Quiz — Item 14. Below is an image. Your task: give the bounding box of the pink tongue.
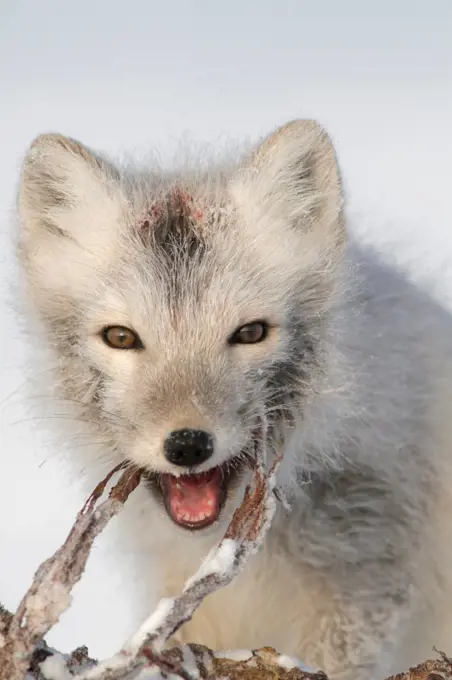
[165,469,222,526]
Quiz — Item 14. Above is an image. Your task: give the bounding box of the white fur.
[16,121,452,680]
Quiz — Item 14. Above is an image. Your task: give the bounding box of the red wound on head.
[171,188,203,222]
[138,187,203,244]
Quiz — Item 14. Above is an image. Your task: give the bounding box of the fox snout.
[163,428,215,468]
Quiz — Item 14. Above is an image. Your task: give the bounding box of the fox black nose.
[164,428,214,467]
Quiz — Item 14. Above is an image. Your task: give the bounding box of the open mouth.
[145,457,249,531]
[161,467,228,530]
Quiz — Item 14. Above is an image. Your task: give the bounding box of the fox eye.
[101,326,143,350]
[228,321,269,345]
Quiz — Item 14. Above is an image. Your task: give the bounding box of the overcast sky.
[0,0,451,659]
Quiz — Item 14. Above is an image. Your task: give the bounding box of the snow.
[40,653,72,680]
[135,669,164,679]
[185,539,238,588]
[26,582,72,632]
[277,654,315,672]
[214,649,315,671]
[181,644,201,679]
[126,597,175,653]
[0,0,451,662]
[215,649,253,661]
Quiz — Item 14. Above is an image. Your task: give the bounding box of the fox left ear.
[17,133,128,313]
[18,133,122,245]
[233,119,345,248]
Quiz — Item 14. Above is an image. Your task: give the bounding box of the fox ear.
[18,132,122,243]
[233,119,345,247]
[18,133,126,307]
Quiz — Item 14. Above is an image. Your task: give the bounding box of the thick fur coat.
[16,121,452,680]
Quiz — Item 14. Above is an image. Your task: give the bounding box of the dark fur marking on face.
[48,310,81,355]
[139,188,206,260]
[137,188,212,315]
[89,366,105,405]
[264,319,318,422]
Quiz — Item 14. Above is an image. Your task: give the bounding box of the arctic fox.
[16,120,452,680]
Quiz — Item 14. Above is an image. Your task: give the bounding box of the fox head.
[17,120,345,531]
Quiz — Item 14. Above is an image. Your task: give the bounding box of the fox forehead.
[79,176,296,322]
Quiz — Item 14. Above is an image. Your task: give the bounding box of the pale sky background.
[0,0,451,660]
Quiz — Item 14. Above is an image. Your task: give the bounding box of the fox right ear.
[18,133,127,307]
[232,119,345,250]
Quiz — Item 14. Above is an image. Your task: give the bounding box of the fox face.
[17,120,345,532]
